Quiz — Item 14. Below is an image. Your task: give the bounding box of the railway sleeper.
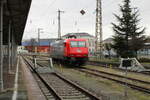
[63,92,84,96]
[61,95,90,99]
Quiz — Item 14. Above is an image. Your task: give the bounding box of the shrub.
[138,58,150,63]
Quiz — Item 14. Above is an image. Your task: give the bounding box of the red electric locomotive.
[50,38,88,66]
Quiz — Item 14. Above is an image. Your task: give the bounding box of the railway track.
[33,74,59,100]
[74,67,150,94]
[33,58,150,94]
[23,57,61,100]
[23,56,101,100]
[37,61,150,94]
[88,61,150,75]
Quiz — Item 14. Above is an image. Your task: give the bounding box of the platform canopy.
[3,0,32,45]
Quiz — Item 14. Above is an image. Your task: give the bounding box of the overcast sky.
[23,0,150,40]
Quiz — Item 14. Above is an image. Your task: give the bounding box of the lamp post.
[38,28,43,53]
[58,10,64,39]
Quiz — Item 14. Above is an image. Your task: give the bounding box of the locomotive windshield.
[70,41,86,47]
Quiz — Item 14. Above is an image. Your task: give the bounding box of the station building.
[0,0,31,93]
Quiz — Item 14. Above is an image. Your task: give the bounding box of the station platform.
[0,56,46,100]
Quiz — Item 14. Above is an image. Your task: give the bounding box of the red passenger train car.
[50,38,88,66]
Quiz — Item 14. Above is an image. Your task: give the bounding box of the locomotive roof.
[50,38,87,46]
[62,33,94,38]
[65,38,87,41]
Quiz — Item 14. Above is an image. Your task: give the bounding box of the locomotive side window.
[70,41,78,47]
[70,41,86,47]
[78,41,86,47]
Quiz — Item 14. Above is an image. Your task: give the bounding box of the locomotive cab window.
[70,41,78,47]
[78,41,86,47]
[70,41,86,47]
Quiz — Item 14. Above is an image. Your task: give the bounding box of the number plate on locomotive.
[77,49,82,52]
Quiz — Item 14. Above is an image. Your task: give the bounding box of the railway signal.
[80,10,85,15]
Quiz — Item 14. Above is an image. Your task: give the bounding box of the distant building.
[17,46,28,53]
[103,38,116,57]
[138,37,150,58]
[103,37,150,58]
[22,38,57,53]
[62,33,95,56]
[103,38,113,44]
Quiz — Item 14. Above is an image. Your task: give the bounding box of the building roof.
[62,32,94,38]
[3,0,32,45]
[22,38,57,46]
[103,38,113,44]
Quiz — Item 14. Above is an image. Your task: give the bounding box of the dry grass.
[54,64,150,100]
[89,57,119,63]
[84,65,150,82]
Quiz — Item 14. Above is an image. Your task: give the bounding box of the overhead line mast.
[58,9,64,39]
[38,28,43,46]
[95,0,103,58]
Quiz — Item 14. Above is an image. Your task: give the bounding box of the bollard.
[109,64,112,68]
[59,64,63,73]
[49,58,53,68]
[34,58,37,69]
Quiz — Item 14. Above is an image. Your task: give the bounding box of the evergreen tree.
[111,36,127,57]
[112,0,146,57]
